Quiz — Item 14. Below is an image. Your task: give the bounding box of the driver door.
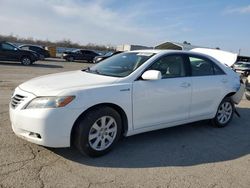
[132,55,192,130]
[0,43,18,61]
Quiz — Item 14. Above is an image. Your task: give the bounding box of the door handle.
[180,82,191,88]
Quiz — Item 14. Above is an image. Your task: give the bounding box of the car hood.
[19,70,119,96]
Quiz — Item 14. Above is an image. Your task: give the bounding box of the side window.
[148,55,186,78]
[81,50,86,54]
[213,64,225,75]
[84,51,92,55]
[1,43,15,50]
[189,56,225,76]
[21,46,29,50]
[89,51,97,56]
[30,46,38,51]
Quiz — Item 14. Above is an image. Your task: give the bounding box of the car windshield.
[85,52,155,77]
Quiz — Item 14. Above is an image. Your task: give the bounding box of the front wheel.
[74,107,122,157]
[21,57,32,65]
[212,97,234,127]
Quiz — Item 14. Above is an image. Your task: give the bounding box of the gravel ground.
[0,59,249,188]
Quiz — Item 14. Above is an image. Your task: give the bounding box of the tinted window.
[148,55,186,78]
[189,56,224,76]
[30,46,39,51]
[20,46,30,50]
[2,43,15,50]
[84,51,95,55]
[214,64,225,75]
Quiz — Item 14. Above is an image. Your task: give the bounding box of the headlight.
[25,96,75,109]
[96,57,102,62]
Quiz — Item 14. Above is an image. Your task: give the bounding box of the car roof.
[127,49,212,57]
[19,44,42,48]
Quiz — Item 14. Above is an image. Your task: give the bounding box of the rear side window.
[189,56,224,76]
[84,51,96,55]
[20,46,29,50]
[30,46,39,52]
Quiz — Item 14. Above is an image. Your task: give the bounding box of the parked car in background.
[93,51,122,63]
[245,76,250,100]
[233,61,244,69]
[62,49,99,63]
[19,45,50,60]
[10,50,244,157]
[0,41,39,65]
[233,62,250,77]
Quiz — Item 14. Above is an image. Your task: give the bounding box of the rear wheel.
[21,57,32,65]
[246,94,250,100]
[212,97,234,127]
[74,106,122,157]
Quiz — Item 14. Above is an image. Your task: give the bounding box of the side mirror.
[141,70,162,80]
[14,48,18,51]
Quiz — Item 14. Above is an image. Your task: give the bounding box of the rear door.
[187,55,227,118]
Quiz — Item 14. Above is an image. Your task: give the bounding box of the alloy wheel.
[88,116,117,151]
[22,58,31,65]
[216,101,233,124]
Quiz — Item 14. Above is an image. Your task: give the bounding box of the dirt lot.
[0,59,250,188]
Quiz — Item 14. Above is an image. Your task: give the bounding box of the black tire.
[246,94,250,101]
[40,55,45,60]
[212,97,234,128]
[74,106,122,157]
[21,56,32,65]
[67,57,74,62]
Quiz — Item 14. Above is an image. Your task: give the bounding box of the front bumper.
[9,87,82,147]
[232,83,245,104]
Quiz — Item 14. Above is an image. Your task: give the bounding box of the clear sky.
[0,0,250,55]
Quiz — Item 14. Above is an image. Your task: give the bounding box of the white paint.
[9,50,243,147]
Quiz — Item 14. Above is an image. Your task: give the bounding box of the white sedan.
[9,50,243,157]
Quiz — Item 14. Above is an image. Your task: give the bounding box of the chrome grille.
[11,94,26,109]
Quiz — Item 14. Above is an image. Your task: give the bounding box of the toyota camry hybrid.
[9,50,244,157]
